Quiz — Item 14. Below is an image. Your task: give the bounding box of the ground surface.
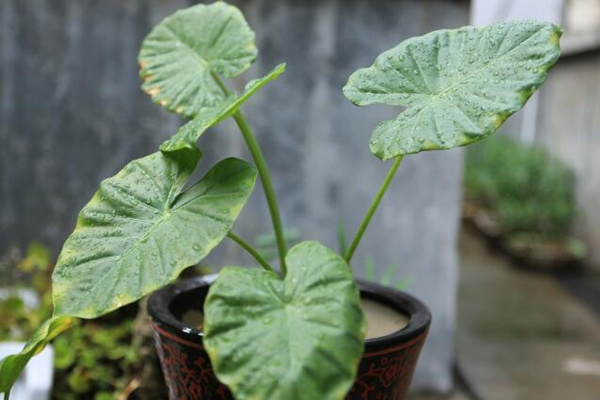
[408,392,471,400]
[453,230,600,400]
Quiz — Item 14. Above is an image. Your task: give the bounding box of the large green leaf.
[0,317,74,394]
[160,63,286,153]
[138,2,257,117]
[343,20,562,160]
[204,241,365,400]
[52,151,257,318]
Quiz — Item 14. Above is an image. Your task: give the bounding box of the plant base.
[148,277,431,400]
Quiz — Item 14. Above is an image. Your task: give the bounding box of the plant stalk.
[212,74,288,277]
[232,111,288,276]
[227,232,274,273]
[345,156,404,263]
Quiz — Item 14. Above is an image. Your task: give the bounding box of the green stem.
[212,71,230,94]
[227,232,274,273]
[211,74,288,276]
[345,156,404,263]
[232,111,288,276]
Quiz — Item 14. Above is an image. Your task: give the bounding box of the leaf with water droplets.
[0,316,74,394]
[138,2,257,117]
[204,241,365,400]
[343,20,562,160]
[52,150,257,318]
[160,63,286,153]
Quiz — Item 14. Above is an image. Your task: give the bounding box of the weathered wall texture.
[535,52,600,271]
[0,0,467,391]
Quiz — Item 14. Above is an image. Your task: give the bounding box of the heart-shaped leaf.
[0,316,74,394]
[160,63,286,153]
[52,151,257,318]
[343,20,562,160]
[138,2,257,117]
[204,241,365,400]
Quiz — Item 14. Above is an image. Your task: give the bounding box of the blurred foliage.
[338,222,412,290]
[253,225,412,290]
[255,228,301,263]
[363,257,412,291]
[0,242,140,399]
[465,137,577,238]
[0,242,53,342]
[51,315,139,400]
[507,232,587,259]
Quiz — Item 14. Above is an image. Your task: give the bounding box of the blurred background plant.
[0,242,144,400]
[362,257,412,291]
[464,136,586,267]
[0,242,52,343]
[1,242,54,344]
[253,225,413,290]
[338,222,413,290]
[254,228,302,263]
[465,136,576,238]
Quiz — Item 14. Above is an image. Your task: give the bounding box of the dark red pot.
[148,277,431,400]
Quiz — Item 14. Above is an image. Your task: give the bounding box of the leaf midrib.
[163,24,213,72]
[401,25,549,123]
[89,183,219,308]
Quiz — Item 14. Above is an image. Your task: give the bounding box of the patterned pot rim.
[147,276,431,355]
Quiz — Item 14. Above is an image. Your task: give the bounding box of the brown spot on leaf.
[147,87,161,97]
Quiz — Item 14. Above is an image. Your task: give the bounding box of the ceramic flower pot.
[148,277,431,400]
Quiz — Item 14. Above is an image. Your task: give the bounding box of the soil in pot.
[362,297,409,339]
[181,296,410,339]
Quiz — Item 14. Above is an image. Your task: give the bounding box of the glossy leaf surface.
[53,151,257,318]
[138,2,257,117]
[343,20,562,160]
[0,317,74,394]
[160,63,286,153]
[204,241,365,400]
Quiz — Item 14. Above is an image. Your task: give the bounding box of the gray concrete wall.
[0,0,467,392]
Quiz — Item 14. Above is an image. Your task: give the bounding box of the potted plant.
[464,137,586,269]
[0,2,562,399]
